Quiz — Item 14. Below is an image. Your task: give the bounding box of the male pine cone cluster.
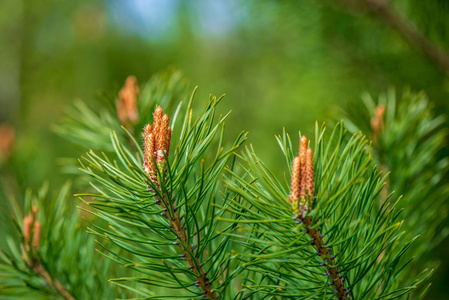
[22,206,41,262]
[116,75,139,126]
[288,135,314,217]
[142,106,171,187]
[370,104,386,143]
[116,75,172,188]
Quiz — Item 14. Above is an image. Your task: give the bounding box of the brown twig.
[32,262,75,300]
[297,216,348,299]
[157,194,218,299]
[330,0,449,77]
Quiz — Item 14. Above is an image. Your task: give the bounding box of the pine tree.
[0,71,443,299]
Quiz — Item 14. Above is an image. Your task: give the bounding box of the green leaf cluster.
[344,90,449,262]
[0,183,124,299]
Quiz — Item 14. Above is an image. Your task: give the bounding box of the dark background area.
[1,0,448,298]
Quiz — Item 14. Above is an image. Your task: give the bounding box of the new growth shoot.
[22,206,75,300]
[142,106,171,188]
[142,106,218,299]
[289,135,349,300]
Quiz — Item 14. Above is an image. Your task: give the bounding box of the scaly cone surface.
[142,106,171,189]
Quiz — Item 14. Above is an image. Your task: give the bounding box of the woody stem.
[299,216,348,300]
[157,194,218,299]
[29,257,75,300]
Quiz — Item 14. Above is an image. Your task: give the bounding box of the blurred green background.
[1,0,448,298]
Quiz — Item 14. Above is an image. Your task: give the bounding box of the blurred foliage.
[1,0,449,298]
[344,90,449,297]
[0,183,129,299]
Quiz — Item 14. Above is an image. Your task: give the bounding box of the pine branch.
[288,135,347,298]
[141,105,217,298]
[77,88,247,298]
[21,206,75,300]
[157,192,217,299]
[302,216,347,299]
[222,122,428,299]
[0,183,126,299]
